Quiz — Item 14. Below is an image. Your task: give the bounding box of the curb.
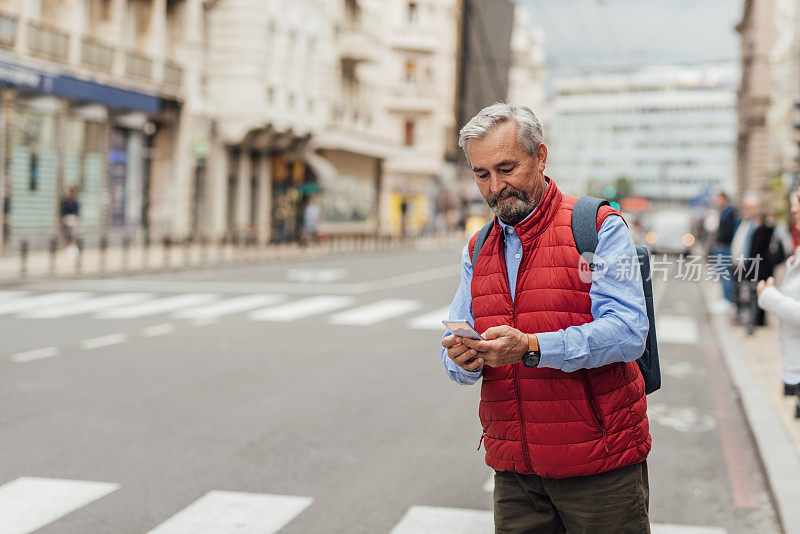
[701,282,800,534]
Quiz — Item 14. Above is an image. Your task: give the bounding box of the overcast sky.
[518,0,741,81]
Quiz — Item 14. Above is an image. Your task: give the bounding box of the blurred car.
[644,210,695,255]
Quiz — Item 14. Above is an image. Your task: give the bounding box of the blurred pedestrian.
[757,184,800,415]
[731,193,760,321]
[60,186,80,256]
[709,191,738,313]
[301,195,320,246]
[441,103,650,533]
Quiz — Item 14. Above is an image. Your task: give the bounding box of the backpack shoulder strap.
[471,220,494,266]
[572,196,609,256]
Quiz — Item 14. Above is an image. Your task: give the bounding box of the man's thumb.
[483,326,503,340]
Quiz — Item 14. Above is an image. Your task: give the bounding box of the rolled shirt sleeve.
[440,244,483,385]
[537,215,649,373]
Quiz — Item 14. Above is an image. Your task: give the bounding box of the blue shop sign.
[0,59,160,113]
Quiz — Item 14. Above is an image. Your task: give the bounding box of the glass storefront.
[64,117,103,231]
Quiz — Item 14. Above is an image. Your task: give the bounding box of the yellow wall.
[388,192,428,235]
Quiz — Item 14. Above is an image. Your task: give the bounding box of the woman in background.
[758,185,800,417]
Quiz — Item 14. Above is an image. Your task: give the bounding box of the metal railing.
[28,21,69,61]
[80,36,114,71]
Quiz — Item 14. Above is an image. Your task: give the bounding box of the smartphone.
[442,320,484,340]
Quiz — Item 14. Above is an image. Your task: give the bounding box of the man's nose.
[489,173,505,196]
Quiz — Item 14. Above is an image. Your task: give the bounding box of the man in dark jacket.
[710,192,738,309]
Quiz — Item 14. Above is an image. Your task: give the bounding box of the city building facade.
[547,65,738,202]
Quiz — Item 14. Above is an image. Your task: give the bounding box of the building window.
[407,2,418,25]
[404,120,415,146]
[404,60,417,84]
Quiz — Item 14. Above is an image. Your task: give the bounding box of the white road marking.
[652,525,727,534]
[654,314,699,344]
[329,299,421,326]
[0,476,118,534]
[192,318,218,327]
[0,291,29,302]
[81,333,128,350]
[143,323,175,337]
[174,295,284,320]
[97,294,218,319]
[285,268,347,282]
[661,361,697,378]
[0,292,92,315]
[11,347,59,363]
[648,404,716,433]
[250,295,354,322]
[408,306,452,330]
[390,506,727,534]
[390,506,493,534]
[146,491,312,534]
[20,293,154,319]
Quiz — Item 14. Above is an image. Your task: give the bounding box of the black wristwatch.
[522,350,540,368]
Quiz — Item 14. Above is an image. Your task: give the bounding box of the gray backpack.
[471,196,660,394]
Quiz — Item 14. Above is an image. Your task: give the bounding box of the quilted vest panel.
[468,178,651,478]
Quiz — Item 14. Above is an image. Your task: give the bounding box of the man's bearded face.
[487,186,539,226]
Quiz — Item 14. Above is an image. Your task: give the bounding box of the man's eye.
[477,173,489,180]
[500,167,514,174]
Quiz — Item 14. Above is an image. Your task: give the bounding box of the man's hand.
[442,334,484,371]
[757,276,775,297]
[460,326,528,367]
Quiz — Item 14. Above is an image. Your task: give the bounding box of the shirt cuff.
[535,331,565,370]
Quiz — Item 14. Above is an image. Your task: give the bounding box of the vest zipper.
[511,278,534,473]
[581,370,610,453]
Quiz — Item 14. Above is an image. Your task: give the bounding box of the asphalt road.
[0,246,781,533]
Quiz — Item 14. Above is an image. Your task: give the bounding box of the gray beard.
[489,188,538,226]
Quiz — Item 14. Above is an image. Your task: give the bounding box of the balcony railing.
[28,21,69,61]
[80,36,114,72]
[163,60,182,88]
[0,11,17,48]
[125,50,153,81]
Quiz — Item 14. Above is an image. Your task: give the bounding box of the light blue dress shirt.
[441,207,648,385]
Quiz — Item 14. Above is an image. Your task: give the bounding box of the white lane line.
[81,333,128,350]
[329,299,421,326]
[0,292,91,315]
[21,293,154,319]
[143,323,175,337]
[390,506,493,534]
[652,525,727,534]
[0,476,119,534]
[0,291,29,302]
[192,318,218,327]
[174,295,284,320]
[408,306,451,330]
[249,296,355,322]
[11,347,59,363]
[97,294,218,319]
[389,506,727,534]
[146,491,312,534]
[655,314,699,345]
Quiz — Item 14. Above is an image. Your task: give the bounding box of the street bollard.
[164,236,172,268]
[122,236,131,271]
[99,234,108,273]
[200,236,208,265]
[142,234,150,269]
[19,239,28,278]
[218,235,227,264]
[49,237,57,275]
[183,237,192,266]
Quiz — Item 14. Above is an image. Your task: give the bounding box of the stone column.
[235,147,252,238]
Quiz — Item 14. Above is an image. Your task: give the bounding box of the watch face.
[523,352,540,368]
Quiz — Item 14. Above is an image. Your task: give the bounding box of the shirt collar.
[497,180,550,232]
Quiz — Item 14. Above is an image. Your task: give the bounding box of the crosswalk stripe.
[20,293,155,319]
[408,306,451,330]
[329,299,421,326]
[249,296,355,321]
[146,491,312,534]
[97,294,219,319]
[0,476,118,534]
[390,505,493,534]
[143,323,175,337]
[11,347,59,363]
[656,314,699,344]
[0,292,91,315]
[174,295,284,320]
[0,291,29,302]
[81,333,128,350]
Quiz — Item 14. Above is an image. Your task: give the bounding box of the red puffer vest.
[469,178,650,479]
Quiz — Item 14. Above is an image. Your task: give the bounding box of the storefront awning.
[302,151,338,190]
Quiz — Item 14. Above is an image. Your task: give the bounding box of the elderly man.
[441,103,651,533]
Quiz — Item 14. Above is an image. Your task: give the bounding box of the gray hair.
[458,102,543,162]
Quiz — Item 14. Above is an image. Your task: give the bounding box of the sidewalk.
[0,232,465,284]
[702,280,800,534]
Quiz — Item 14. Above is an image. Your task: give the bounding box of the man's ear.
[537,144,548,172]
